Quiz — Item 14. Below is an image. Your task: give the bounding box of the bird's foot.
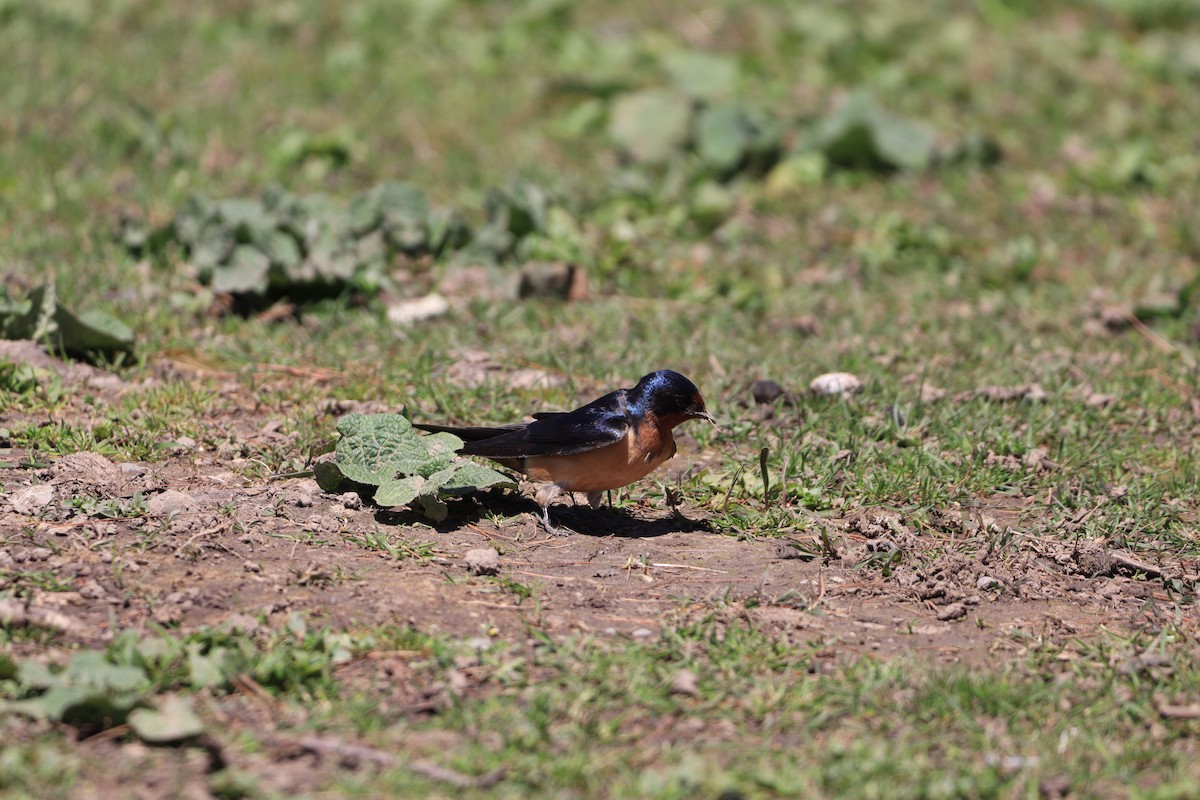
[538,507,572,537]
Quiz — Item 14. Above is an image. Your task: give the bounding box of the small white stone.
[809,372,863,396]
[387,293,450,327]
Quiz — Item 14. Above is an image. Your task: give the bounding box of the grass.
[1,0,1199,796]
[3,617,1198,798]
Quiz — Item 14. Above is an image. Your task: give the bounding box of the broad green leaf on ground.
[374,475,426,507]
[815,90,937,171]
[213,246,271,294]
[440,461,515,493]
[3,651,148,725]
[329,413,515,518]
[660,50,739,101]
[0,280,134,357]
[335,413,429,485]
[144,180,559,301]
[608,88,693,164]
[127,696,205,743]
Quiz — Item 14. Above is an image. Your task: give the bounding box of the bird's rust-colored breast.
[521,414,675,493]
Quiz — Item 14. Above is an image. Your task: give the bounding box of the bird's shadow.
[369,489,711,538]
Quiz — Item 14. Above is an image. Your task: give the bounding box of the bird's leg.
[535,483,571,536]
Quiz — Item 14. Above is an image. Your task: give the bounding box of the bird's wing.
[455,391,631,459]
[412,422,528,442]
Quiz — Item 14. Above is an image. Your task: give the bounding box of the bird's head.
[633,370,716,427]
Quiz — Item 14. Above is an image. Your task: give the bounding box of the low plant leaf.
[816,91,936,171]
[213,246,271,294]
[375,475,425,507]
[441,461,516,493]
[128,695,204,743]
[608,88,693,164]
[661,50,739,101]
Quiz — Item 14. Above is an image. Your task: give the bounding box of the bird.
[414,370,715,533]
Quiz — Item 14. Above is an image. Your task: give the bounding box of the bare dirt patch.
[4,392,1195,666]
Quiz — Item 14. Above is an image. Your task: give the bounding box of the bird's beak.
[693,409,718,429]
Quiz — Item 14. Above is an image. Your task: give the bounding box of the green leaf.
[213,246,271,294]
[485,180,550,239]
[3,651,149,725]
[256,228,303,269]
[608,88,693,164]
[416,494,449,522]
[55,308,135,355]
[313,459,346,493]
[330,412,514,516]
[661,50,739,101]
[695,104,753,172]
[816,91,936,171]
[128,695,204,743]
[440,462,516,493]
[375,475,425,507]
[375,181,431,253]
[0,280,134,356]
[334,413,455,484]
[186,644,227,689]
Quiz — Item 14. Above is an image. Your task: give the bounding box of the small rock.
[1039,775,1072,800]
[809,372,863,397]
[517,261,587,301]
[339,492,363,510]
[387,293,450,327]
[751,379,786,405]
[243,560,262,573]
[669,669,700,697]
[631,627,654,639]
[147,489,199,517]
[175,436,197,450]
[77,579,107,600]
[977,575,1001,591]
[294,492,314,508]
[774,543,810,560]
[936,602,967,622]
[10,484,54,516]
[791,314,822,337]
[464,547,501,576]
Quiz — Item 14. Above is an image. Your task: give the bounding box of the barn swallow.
[415,370,715,533]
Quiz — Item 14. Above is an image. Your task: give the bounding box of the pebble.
[147,489,199,517]
[936,602,967,621]
[809,372,863,397]
[751,379,786,404]
[464,547,501,576]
